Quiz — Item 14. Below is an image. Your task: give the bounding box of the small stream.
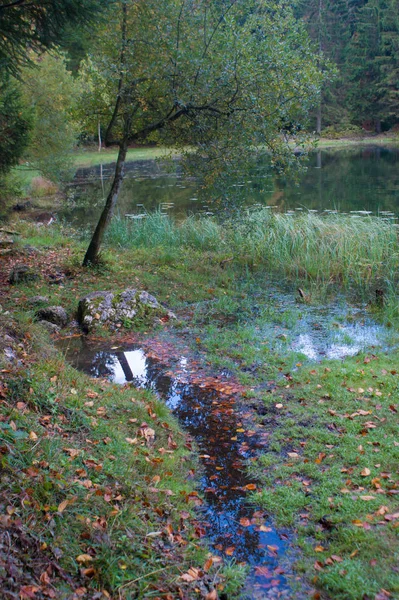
[61,338,297,599]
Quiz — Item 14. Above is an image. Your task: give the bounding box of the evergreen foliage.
[0,73,31,174]
[0,0,112,75]
[297,0,399,132]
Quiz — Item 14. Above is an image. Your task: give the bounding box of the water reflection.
[61,338,292,596]
[61,145,399,226]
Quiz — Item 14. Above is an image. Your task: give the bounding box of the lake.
[62,144,399,226]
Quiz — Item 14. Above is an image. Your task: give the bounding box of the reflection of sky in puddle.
[111,349,148,384]
[292,321,384,361]
[60,338,294,596]
[255,288,398,363]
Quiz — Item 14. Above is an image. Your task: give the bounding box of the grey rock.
[78,288,176,333]
[3,347,16,362]
[28,295,49,306]
[39,321,61,334]
[23,245,39,256]
[8,265,39,285]
[36,306,68,328]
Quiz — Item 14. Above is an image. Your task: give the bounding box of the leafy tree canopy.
[20,53,81,181]
[79,0,325,264]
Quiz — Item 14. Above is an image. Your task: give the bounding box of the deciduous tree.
[80,0,324,266]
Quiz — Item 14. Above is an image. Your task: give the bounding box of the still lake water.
[62,145,399,225]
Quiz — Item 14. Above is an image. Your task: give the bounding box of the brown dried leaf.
[57,499,69,513]
[76,554,93,564]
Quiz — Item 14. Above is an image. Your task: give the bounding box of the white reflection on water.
[292,322,383,361]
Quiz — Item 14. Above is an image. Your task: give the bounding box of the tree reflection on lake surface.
[62,145,399,226]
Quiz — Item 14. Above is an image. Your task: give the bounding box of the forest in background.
[296,0,399,135]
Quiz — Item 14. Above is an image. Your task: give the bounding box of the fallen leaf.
[125,437,138,445]
[331,555,343,563]
[76,554,93,564]
[64,448,80,458]
[57,499,69,513]
[258,525,273,532]
[361,468,371,477]
[180,567,201,582]
[384,513,399,521]
[244,483,257,491]
[39,572,51,585]
[19,586,41,599]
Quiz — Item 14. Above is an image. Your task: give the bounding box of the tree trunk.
[316,104,322,136]
[116,352,134,381]
[98,120,102,152]
[82,137,128,266]
[316,0,323,137]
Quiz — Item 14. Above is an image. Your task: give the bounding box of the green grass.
[0,313,244,597]
[3,217,399,599]
[106,210,399,301]
[72,146,176,168]
[248,353,399,599]
[10,146,175,192]
[316,134,399,149]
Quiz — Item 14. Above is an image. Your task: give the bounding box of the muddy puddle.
[60,338,299,598]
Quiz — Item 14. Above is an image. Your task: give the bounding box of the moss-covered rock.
[77,289,176,333]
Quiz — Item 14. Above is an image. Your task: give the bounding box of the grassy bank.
[0,228,247,597]
[0,345,206,598]
[11,134,399,194]
[11,147,173,194]
[107,210,399,304]
[317,134,399,149]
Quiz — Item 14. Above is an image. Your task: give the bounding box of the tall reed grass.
[106,210,399,292]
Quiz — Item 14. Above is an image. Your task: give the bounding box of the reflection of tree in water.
[61,345,289,585]
[84,351,119,379]
[135,355,282,566]
[170,385,270,564]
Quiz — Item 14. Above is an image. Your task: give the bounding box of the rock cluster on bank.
[77,289,176,333]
